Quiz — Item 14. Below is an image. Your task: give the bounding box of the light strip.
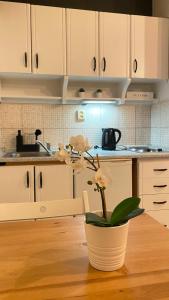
[82,100,117,104]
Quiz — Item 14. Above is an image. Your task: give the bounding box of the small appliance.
[102,128,121,150]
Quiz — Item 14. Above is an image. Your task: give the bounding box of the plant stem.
[96,154,100,168]
[100,189,107,220]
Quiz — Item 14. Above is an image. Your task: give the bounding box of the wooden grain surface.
[0,214,169,300]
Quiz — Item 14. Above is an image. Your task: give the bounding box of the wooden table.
[1,214,169,300]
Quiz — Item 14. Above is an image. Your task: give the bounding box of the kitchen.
[1,0,169,299]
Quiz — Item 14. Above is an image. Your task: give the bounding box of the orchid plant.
[56,135,144,227]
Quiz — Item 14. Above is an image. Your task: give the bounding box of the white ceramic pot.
[85,216,129,271]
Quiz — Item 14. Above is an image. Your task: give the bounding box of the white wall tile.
[43,104,63,129]
[136,128,151,145]
[151,128,161,146]
[151,103,161,128]
[135,105,151,128]
[0,104,22,129]
[22,104,43,129]
[0,103,152,150]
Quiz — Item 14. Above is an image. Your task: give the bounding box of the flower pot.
[85,214,129,271]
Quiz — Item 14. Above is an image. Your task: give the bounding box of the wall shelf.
[0,74,162,105]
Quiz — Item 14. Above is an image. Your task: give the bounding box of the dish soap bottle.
[16,130,23,152]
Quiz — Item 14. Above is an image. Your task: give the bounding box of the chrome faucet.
[35,140,53,156]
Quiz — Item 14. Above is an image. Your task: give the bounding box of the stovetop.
[127,146,163,153]
[94,145,165,153]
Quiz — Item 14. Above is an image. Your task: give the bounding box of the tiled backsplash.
[151,101,169,148]
[0,103,151,151]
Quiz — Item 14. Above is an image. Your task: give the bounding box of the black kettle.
[102,128,121,150]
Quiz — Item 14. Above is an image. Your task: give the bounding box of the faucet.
[35,140,53,156]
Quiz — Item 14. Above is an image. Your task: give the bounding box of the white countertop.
[1,148,169,163]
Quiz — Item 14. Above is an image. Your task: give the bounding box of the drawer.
[147,210,169,228]
[141,159,169,178]
[142,178,169,194]
[142,194,169,210]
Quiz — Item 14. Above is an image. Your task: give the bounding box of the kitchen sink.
[3,152,51,158]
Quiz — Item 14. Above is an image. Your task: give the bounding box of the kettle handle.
[114,129,121,144]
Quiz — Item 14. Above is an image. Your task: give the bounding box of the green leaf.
[85,212,111,227]
[110,197,140,226]
[123,208,145,223]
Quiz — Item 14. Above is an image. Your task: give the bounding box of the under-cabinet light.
[83,100,116,104]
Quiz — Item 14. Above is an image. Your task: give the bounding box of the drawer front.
[142,194,169,210]
[142,178,169,194]
[141,159,169,178]
[147,210,169,228]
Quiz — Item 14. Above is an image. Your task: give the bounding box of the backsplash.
[151,101,169,148]
[0,103,151,151]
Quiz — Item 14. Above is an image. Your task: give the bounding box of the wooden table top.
[1,214,169,300]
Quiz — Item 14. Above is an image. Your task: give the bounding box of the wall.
[0,103,151,152]
[9,0,152,16]
[151,82,169,148]
[151,0,169,149]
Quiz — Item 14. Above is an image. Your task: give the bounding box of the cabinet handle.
[24,52,28,68]
[26,171,30,188]
[36,53,39,69]
[133,59,137,73]
[153,185,167,188]
[102,57,106,72]
[93,57,96,72]
[40,172,43,189]
[153,201,167,205]
[153,168,168,172]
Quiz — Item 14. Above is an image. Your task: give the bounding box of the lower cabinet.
[137,158,169,228]
[75,159,132,212]
[0,164,73,221]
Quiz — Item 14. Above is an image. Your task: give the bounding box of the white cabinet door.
[75,160,132,212]
[0,1,31,73]
[131,15,168,79]
[66,9,98,77]
[31,5,66,75]
[99,12,130,78]
[0,166,34,203]
[35,165,73,202]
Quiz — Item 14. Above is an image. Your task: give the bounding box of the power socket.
[76,110,85,121]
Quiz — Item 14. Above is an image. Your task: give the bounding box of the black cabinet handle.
[93,57,96,72]
[153,185,167,188]
[26,171,29,188]
[36,53,39,69]
[103,57,106,72]
[153,168,168,172]
[40,172,43,188]
[153,201,167,205]
[133,59,137,73]
[24,52,28,68]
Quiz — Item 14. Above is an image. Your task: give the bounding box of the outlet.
[76,110,85,121]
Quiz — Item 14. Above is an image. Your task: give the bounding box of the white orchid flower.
[94,168,108,188]
[56,144,71,162]
[69,135,91,153]
[69,156,88,173]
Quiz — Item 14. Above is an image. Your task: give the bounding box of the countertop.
[1,148,169,163]
[1,214,169,299]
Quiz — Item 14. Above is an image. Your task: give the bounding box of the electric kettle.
[102,128,122,150]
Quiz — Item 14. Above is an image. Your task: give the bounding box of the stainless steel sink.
[3,152,51,158]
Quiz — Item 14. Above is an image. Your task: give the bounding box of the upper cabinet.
[0,1,31,73]
[99,12,130,78]
[31,5,66,75]
[131,15,169,79]
[66,9,98,77]
[66,9,130,78]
